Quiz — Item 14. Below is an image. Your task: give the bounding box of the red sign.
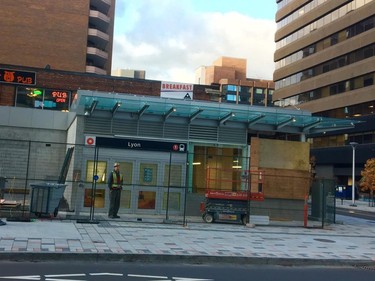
[85,136,96,146]
[0,68,36,85]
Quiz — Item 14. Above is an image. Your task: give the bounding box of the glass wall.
[192,145,246,194]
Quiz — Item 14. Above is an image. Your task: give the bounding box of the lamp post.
[349,142,358,207]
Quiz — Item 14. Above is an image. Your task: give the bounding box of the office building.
[196,56,275,106]
[273,0,375,186]
[0,0,115,75]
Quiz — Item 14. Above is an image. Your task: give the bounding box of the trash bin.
[30,183,66,217]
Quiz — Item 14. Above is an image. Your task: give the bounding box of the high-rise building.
[0,0,115,75]
[273,0,375,186]
[196,56,275,106]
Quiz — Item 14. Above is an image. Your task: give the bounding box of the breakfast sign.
[0,68,36,86]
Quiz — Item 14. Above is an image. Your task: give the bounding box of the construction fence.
[0,138,335,227]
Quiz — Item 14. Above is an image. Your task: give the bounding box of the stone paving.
[0,199,374,265]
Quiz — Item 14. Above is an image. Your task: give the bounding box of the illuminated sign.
[46,89,69,103]
[0,68,36,85]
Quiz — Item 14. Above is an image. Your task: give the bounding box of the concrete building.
[0,0,115,75]
[112,69,146,79]
[273,0,375,188]
[195,57,275,107]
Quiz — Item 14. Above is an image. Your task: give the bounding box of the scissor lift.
[201,168,264,224]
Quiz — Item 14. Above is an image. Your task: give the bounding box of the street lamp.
[349,142,358,207]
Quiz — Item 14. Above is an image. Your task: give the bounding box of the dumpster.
[30,183,66,217]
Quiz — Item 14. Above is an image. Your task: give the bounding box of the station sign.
[0,68,36,85]
[95,137,187,153]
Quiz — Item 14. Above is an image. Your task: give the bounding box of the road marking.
[172,277,214,281]
[89,273,124,276]
[128,274,168,279]
[0,276,40,280]
[0,273,214,281]
[45,278,85,281]
[45,274,86,278]
[45,273,86,281]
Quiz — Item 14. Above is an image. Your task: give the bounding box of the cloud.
[112,1,276,83]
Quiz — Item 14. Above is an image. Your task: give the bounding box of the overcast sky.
[112,0,277,83]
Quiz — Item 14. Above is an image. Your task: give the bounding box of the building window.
[276,15,375,70]
[276,44,375,89]
[363,74,374,87]
[279,72,374,107]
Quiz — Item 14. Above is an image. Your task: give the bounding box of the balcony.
[91,0,111,14]
[86,46,108,68]
[89,10,110,32]
[86,65,107,75]
[88,28,109,49]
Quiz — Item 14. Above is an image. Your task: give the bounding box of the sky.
[112,0,277,83]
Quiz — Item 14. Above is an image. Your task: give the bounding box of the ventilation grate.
[84,117,111,134]
[189,125,218,141]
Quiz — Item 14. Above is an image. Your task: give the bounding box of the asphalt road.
[0,261,374,281]
[336,208,375,221]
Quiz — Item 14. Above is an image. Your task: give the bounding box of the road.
[336,207,375,221]
[0,261,374,281]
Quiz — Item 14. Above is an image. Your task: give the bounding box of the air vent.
[219,127,247,144]
[189,125,218,141]
[84,117,111,134]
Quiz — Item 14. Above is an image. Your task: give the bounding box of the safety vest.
[111,171,123,188]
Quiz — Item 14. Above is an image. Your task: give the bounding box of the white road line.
[45,279,85,281]
[45,274,87,281]
[128,274,168,279]
[89,273,124,276]
[0,276,40,280]
[45,274,86,278]
[172,277,214,281]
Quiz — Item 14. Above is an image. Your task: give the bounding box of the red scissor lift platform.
[201,168,264,224]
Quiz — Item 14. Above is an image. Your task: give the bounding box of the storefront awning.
[72,90,361,135]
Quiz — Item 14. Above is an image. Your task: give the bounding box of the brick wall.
[0,64,216,106]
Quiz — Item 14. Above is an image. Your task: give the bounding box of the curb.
[0,252,373,267]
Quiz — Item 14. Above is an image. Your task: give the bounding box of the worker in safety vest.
[107,162,123,218]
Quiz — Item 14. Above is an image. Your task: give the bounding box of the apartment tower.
[0,0,115,75]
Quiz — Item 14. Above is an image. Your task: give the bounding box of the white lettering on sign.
[127,142,141,149]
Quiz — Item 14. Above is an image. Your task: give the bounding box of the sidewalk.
[0,199,374,266]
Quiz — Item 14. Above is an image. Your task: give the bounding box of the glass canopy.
[72,90,361,135]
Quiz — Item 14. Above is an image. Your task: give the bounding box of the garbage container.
[30,183,66,217]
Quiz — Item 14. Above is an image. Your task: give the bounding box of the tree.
[359,158,375,201]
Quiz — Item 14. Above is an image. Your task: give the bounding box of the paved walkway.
[0,199,374,265]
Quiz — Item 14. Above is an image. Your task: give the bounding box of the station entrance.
[81,136,188,223]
